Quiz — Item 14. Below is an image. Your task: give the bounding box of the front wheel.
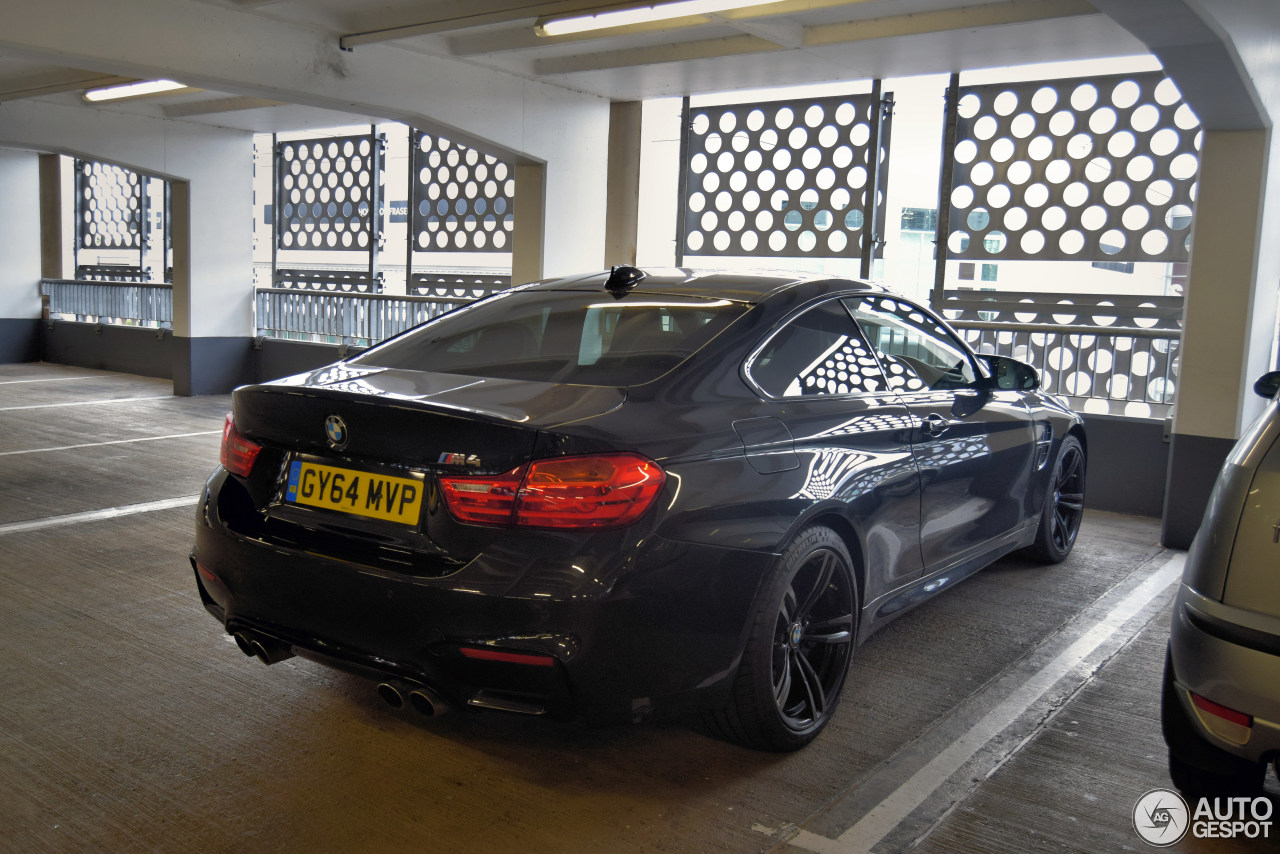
[1026,434,1085,563]
[702,525,858,751]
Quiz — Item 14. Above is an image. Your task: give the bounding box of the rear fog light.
[460,647,556,667]
[1191,692,1253,745]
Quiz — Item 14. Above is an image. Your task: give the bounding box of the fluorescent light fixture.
[536,0,779,36]
[83,79,188,102]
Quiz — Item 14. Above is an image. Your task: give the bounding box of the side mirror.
[983,355,1040,390]
[1253,370,1280,400]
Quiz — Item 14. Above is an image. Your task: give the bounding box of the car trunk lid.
[232,364,626,473]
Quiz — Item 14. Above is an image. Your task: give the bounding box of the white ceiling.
[0,0,1152,134]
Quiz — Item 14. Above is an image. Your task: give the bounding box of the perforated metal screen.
[944,72,1199,263]
[409,273,512,298]
[680,92,891,264]
[273,269,383,292]
[76,161,142,251]
[275,134,385,251]
[409,132,514,253]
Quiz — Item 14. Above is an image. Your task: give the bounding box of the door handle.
[921,413,949,439]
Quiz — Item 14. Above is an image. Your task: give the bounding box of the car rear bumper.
[1169,584,1280,764]
[191,478,775,724]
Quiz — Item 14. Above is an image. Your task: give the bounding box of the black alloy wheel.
[772,545,855,732]
[703,526,857,751]
[1029,434,1086,563]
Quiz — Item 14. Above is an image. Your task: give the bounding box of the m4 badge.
[438,452,481,468]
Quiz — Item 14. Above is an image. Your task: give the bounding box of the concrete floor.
[0,363,1275,853]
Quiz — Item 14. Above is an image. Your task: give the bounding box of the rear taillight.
[516,455,665,528]
[439,468,523,526]
[440,453,665,529]
[220,413,262,478]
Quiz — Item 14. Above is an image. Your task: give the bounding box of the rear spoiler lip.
[235,368,628,431]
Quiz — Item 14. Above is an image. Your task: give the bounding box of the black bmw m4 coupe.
[192,267,1085,751]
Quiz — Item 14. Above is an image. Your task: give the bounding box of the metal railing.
[254,287,481,345]
[952,320,1180,418]
[940,290,1182,418]
[40,278,172,328]
[39,278,1182,418]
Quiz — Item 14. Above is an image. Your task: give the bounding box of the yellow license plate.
[285,460,423,525]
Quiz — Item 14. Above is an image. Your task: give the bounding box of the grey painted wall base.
[30,323,351,393]
[255,337,363,384]
[0,318,40,362]
[1161,432,1236,550]
[41,319,172,379]
[172,336,256,396]
[1082,414,1168,518]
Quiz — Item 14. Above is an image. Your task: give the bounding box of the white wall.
[0,99,254,338]
[0,149,41,320]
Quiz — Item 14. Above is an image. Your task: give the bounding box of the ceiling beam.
[1089,0,1266,130]
[0,70,135,101]
[161,95,286,117]
[805,0,1096,46]
[534,0,1097,74]
[714,16,804,49]
[448,16,712,55]
[338,0,616,50]
[449,0,872,56]
[535,34,776,74]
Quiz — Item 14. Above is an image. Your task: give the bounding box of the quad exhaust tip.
[376,680,451,716]
[230,633,449,716]
[232,631,295,665]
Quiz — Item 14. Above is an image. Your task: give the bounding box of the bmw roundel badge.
[324,414,348,450]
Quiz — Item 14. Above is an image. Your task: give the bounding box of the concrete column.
[1,101,256,393]
[512,162,546,285]
[38,154,63,280]
[0,149,42,362]
[170,136,256,396]
[1162,127,1277,547]
[605,101,643,267]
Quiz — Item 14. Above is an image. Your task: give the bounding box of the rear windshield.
[351,290,748,385]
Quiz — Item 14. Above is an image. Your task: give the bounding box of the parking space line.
[0,496,201,537]
[0,431,221,457]
[788,551,1185,854]
[0,375,103,385]
[0,395,172,412]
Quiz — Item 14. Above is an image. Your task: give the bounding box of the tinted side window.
[749,301,889,398]
[845,296,977,391]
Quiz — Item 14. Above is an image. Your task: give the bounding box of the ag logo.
[324,415,348,451]
[1133,788,1189,846]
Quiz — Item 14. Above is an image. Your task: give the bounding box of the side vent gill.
[1034,422,1054,470]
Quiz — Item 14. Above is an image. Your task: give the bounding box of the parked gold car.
[1163,370,1280,794]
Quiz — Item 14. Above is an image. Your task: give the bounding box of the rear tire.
[702,526,857,751]
[1026,434,1085,564]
